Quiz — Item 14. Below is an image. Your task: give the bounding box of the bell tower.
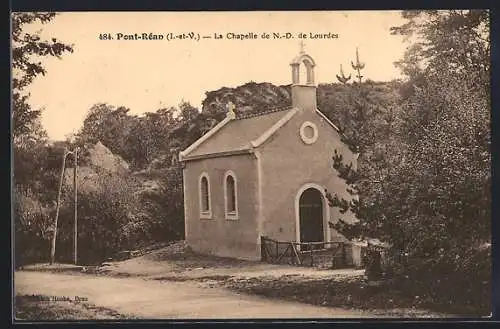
[290,42,317,111]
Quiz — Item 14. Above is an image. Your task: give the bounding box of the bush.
[363,247,383,280]
[14,187,54,267]
[133,165,185,243]
[54,169,140,264]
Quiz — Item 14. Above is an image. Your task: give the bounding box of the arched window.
[199,173,211,219]
[224,171,238,220]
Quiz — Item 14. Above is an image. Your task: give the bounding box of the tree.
[336,64,351,85]
[77,104,136,158]
[11,12,73,144]
[55,168,140,264]
[326,49,398,247]
[132,165,185,244]
[327,10,491,283]
[12,12,74,189]
[12,13,74,266]
[391,10,489,85]
[125,108,179,169]
[392,10,491,263]
[351,47,365,83]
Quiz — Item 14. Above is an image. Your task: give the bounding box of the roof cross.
[226,101,236,119]
[299,40,306,53]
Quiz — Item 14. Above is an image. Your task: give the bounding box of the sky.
[20,11,408,141]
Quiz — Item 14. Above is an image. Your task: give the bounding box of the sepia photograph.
[11,10,491,321]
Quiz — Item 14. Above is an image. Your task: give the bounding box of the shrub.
[53,168,140,264]
[14,187,54,267]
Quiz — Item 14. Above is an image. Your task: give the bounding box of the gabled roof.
[179,107,297,161]
[179,107,352,162]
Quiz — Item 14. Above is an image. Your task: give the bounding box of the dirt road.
[15,271,373,319]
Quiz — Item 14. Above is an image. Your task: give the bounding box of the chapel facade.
[179,49,358,261]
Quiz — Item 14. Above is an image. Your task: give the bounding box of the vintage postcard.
[12,10,491,321]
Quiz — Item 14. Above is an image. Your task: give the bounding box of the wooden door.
[299,188,324,243]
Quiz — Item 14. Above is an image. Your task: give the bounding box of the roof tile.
[186,107,293,158]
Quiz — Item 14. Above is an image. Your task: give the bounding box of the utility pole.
[73,147,78,265]
[50,148,69,265]
[50,145,79,265]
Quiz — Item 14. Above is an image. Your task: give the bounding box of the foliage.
[65,101,206,263]
[351,47,365,83]
[11,12,73,144]
[391,10,489,83]
[14,141,55,191]
[14,186,55,266]
[77,104,136,163]
[325,49,399,247]
[55,168,140,264]
[326,10,491,287]
[12,13,74,266]
[76,101,211,170]
[202,82,291,116]
[16,75,404,266]
[336,64,351,84]
[133,165,185,244]
[317,81,401,152]
[227,269,490,316]
[13,142,74,267]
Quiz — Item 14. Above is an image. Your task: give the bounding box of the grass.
[153,274,233,282]
[14,294,134,321]
[223,275,490,318]
[20,263,85,273]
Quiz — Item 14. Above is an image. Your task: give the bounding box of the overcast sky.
[21,11,408,140]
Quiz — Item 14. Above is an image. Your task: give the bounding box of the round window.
[300,121,318,144]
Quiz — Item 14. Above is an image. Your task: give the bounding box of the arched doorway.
[299,188,324,243]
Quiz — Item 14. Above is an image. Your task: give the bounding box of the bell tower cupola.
[290,41,317,111]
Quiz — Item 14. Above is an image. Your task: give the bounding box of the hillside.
[200,80,402,133]
[202,82,292,116]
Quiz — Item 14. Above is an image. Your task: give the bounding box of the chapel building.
[179,49,358,261]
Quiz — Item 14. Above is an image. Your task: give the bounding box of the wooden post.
[291,243,301,265]
[50,149,68,265]
[73,147,78,265]
[260,236,266,262]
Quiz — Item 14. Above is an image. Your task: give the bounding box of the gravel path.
[91,244,366,281]
[15,271,374,319]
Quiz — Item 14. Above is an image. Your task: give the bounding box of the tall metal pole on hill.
[73,147,78,265]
